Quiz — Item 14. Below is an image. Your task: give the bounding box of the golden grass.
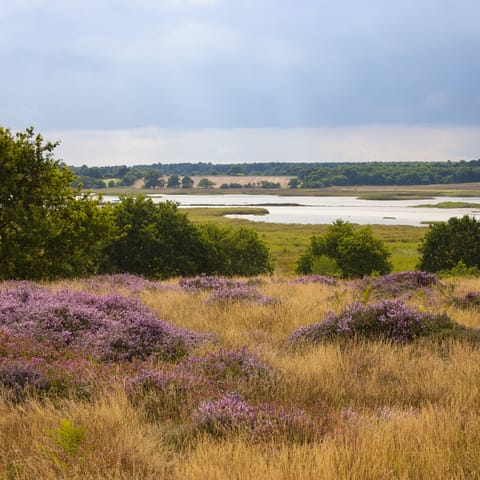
[3,276,480,478]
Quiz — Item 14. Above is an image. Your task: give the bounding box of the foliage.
[167,174,181,188]
[418,216,480,272]
[69,158,480,188]
[296,220,392,278]
[199,224,273,276]
[193,393,313,441]
[0,126,115,280]
[198,178,216,188]
[181,176,194,188]
[0,284,210,361]
[360,271,439,298]
[289,299,475,344]
[101,195,209,279]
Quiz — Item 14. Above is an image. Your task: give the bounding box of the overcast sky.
[1,0,479,165]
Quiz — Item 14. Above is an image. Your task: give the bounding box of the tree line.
[0,127,272,280]
[69,159,480,189]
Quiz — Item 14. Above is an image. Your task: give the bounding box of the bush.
[289,299,473,344]
[360,271,439,298]
[418,215,480,272]
[296,220,392,278]
[0,285,210,361]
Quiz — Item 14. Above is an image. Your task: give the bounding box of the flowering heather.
[187,347,276,385]
[179,274,244,293]
[80,274,170,294]
[289,299,458,344]
[0,358,51,399]
[453,291,480,309]
[193,393,314,441]
[360,271,439,298]
[288,275,337,286]
[127,364,208,419]
[206,285,275,305]
[0,286,210,361]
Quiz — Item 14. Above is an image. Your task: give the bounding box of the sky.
[1,0,479,166]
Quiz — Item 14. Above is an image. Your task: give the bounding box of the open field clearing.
[1,273,480,479]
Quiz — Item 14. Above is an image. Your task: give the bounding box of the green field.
[184,207,426,275]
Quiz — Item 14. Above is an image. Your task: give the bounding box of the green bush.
[296,220,392,278]
[418,216,480,273]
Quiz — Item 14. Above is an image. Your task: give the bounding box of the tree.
[167,174,181,189]
[418,215,480,272]
[0,126,115,279]
[296,220,392,277]
[199,224,273,276]
[100,195,208,278]
[144,170,164,189]
[288,177,301,188]
[198,178,216,188]
[181,176,194,189]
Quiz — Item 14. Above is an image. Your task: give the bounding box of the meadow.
[1,272,480,479]
[185,207,426,274]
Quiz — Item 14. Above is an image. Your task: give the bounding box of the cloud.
[48,125,480,166]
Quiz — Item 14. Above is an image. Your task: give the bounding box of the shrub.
[179,275,243,293]
[360,271,439,298]
[0,286,210,361]
[288,275,337,286]
[192,393,314,441]
[296,220,392,278]
[418,215,480,272]
[289,299,471,344]
[187,347,276,386]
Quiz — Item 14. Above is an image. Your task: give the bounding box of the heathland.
[2,272,480,479]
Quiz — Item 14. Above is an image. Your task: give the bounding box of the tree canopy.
[418,215,480,273]
[0,127,114,279]
[296,220,392,278]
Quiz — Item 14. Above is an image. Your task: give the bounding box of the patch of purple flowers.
[179,275,243,293]
[454,291,480,309]
[288,275,337,286]
[361,271,439,298]
[289,299,455,344]
[193,393,313,441]
[206,285,275,305]
[0,286,211,361]
[80,274,171,294]
[187,347,276,385]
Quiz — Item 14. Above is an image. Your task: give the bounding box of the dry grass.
[2,276,480,479]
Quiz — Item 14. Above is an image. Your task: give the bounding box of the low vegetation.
[1,273,480,478]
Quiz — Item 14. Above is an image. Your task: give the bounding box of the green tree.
[418,215,480,272]
[144,170,164,189]
[296,220,392,278]
[0,126,115,280]
[181,176,194,189]
[199,224,273,276]
[100,195,208,278]
[167,174,181,189]
[198,178,216,188]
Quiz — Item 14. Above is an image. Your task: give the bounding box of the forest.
[69,159,480,189]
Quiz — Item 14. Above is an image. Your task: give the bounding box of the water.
[102,194,480,226]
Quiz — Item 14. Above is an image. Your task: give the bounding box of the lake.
[102,194,480,226]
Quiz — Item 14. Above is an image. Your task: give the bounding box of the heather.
[289,299,476,345]
[359,270,439,299]
[1,274,480,479]
[0,285,209,361]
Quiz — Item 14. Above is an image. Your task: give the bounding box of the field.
[1,273,480,479]
[184,207,426,274]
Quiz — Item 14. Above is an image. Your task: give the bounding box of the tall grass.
[2,275,480,479]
